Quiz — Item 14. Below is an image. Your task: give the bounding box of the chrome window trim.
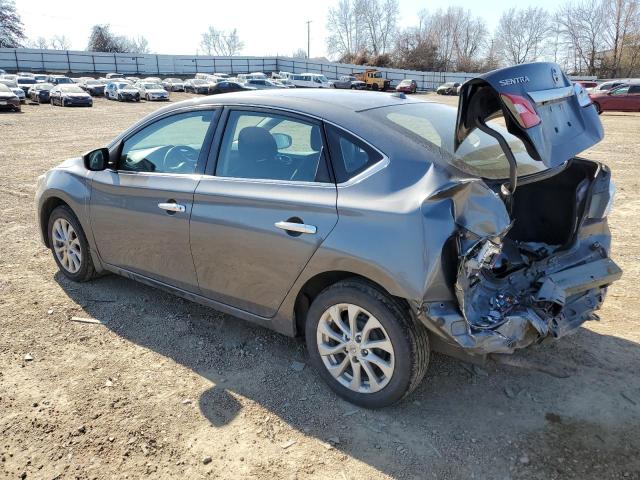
[528,85,574,105]
[110,102,390,187]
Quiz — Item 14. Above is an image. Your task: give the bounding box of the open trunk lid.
[455,62,604,171]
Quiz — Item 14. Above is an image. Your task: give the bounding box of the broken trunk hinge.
[474,117,518,214]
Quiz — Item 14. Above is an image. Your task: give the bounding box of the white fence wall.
[0,49,596,91]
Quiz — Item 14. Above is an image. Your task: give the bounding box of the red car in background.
[589,82,640,113]
[396,79,417,94]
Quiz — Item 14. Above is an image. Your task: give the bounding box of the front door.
[90,108,218,292]
[190,108,338,317]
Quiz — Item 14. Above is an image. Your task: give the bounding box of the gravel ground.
[0,92,639,480]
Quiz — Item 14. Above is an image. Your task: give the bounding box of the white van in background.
[288,73,332,88]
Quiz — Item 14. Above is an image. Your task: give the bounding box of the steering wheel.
[163,145,199,172]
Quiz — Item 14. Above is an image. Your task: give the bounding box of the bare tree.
[355,0,399,55]
[200,27,244,56]
[124,36,151,54]
[291,48,308,58]
[604,0,640,76]
[495,7,551,64]
[50,35,71,50]
[453,9,489,71]
[326,0,365,58]
[556,0,608,75]
[27,36,49,49]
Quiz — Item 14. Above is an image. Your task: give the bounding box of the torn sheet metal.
[418,165,622,355]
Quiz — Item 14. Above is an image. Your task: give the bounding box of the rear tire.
[47,205,97,282]
[371,84,379,91]
[305,279,430,408]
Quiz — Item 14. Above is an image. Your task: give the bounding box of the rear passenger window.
[326,125,383,183]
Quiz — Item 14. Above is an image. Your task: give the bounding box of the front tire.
[47,206,96,282]
[594,102,602,114]
[305,279,430,408]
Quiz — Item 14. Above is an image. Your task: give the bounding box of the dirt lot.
[0,92,639,480]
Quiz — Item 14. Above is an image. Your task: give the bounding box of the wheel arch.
[292,270,414,338]
[39,196,72,248]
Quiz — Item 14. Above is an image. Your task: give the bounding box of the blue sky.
[16,0,562,57]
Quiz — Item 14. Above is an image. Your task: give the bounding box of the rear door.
[190,108,338,317]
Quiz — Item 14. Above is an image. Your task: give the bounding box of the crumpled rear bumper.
[421,250,621,355]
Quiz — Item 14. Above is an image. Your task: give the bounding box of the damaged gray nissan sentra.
[36,62,621,407]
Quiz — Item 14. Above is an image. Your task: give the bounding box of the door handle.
[158,202,186,213]
[275,221,317,235]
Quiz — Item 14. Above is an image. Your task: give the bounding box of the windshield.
[399,80,411,85]
[86,80,100,85]
[370,102,549,180]
[60,85,84,93]
[144,83,161,89]
[18,78,36,84]
[56,77,73,84]
[116,83,131,89]
[192,79,206,85]
[37,83,53,90]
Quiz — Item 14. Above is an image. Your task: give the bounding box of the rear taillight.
[500,93,541,129]
[573,83,592,107]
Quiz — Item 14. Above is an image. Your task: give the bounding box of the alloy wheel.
[316,303,395,393]
[52,218,82,274]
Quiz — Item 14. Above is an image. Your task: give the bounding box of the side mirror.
[272,132,292,150]
[83,147,110,171]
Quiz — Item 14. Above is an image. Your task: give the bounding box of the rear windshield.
[370,102,549,180]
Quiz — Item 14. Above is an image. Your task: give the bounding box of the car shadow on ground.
[55,272,640,478]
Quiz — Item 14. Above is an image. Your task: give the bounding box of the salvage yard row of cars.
[1,68,640,113]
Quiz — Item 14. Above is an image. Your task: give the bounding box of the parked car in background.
[238,72,267,82]
[0,79,26,103]
[126,76,140,83]
[162,78,185,92]
[589,82,640,113]
[35,63,620,408]
[333,75,367,90]
[34,74,48,83]
[79,79,105,96]
[49,85,93,107]
[244,79,284,90]
[0,83,21,111]
[184,79,211,94]
[16,72,34,78]
[274,79,296,88]
[587,80,627,93]
[133,82,169,101]
[46,75,73,86]
[396,79,418,94]
[0,69,5,76]
[16,76,37,94]
[106,73,125,79]
[105,82,141,102]
[143,77,162,84]
[208,81,255,95]
[436,82,460,95]
[289,73,333,88]
[28,83,54,103]
[1,74,17,82]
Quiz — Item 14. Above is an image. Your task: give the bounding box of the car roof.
[172,89,427,120]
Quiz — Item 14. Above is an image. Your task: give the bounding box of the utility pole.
[306,20,312,59]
